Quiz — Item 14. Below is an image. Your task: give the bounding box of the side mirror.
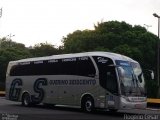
[143,69,154,80]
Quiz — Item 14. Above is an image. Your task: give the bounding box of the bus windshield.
[116,60,145,96]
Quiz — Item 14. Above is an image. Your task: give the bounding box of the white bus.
[5,52,147,112]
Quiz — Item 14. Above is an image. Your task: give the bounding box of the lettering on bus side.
[31,78,48,103]
[9,78,23,101]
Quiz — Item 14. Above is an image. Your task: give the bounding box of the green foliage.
[0,38,32,89]
[113,44,142,62]
[145,79,159,98]
[29,43,59,57]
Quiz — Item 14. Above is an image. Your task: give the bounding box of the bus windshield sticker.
[116,60,130,66]
[120,62,129,66]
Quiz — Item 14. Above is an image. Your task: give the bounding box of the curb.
[147,98,160,108]
[0,91,5,97]
[147,98,160,104]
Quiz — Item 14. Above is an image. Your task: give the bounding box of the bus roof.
[9,51,137,64]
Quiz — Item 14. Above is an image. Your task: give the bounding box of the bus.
[5,52,147,112]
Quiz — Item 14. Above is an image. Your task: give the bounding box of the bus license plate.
[135,104,142,108]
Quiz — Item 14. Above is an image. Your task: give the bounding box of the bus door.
[105,66,119,110]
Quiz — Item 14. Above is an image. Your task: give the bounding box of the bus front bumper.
[120,96,147,109]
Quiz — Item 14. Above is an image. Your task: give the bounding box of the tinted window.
[10,57,96,77]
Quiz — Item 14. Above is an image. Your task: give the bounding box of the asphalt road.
[0,97,160,120]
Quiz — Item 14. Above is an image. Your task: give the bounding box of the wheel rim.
[85,100,92,112]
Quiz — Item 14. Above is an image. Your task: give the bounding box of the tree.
[0,37,26,49]
[29,42,60,57]
[0,38,32,90]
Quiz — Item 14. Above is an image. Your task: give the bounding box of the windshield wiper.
[132,73,144,96]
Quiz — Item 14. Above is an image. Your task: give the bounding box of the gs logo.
[9,78,47,103]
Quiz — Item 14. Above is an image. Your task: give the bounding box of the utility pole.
[0,8,2,48]
[153,13,160,97]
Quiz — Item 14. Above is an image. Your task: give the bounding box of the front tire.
[82,97,94,112]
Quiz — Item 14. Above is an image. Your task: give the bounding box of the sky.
[0,0,160,47]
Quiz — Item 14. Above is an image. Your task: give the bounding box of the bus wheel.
[82,97,94,112]
[22,93,31,107]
